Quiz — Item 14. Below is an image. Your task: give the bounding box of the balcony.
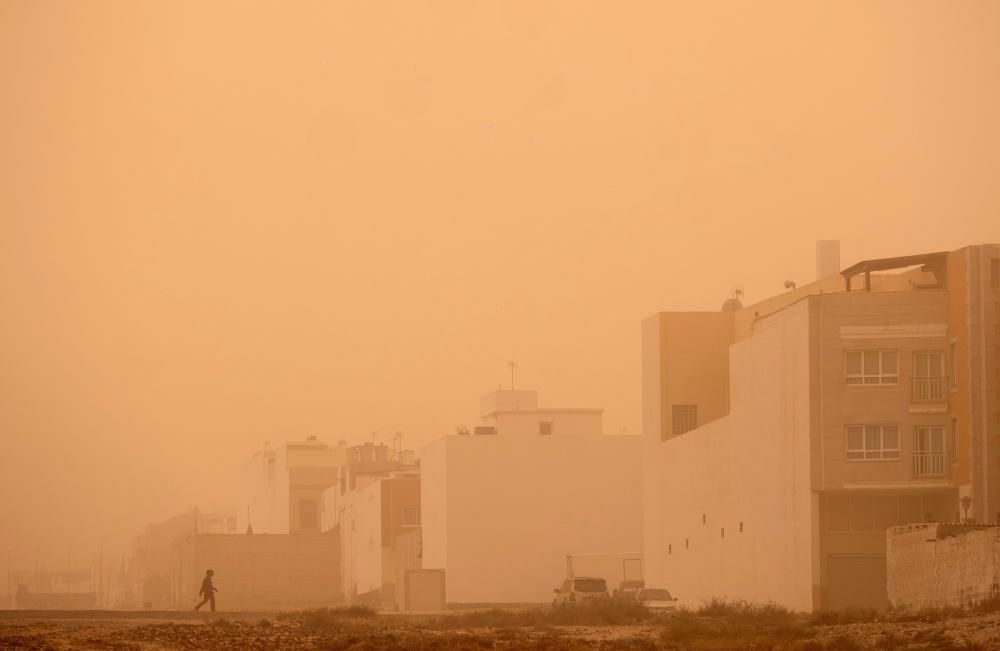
[912,451,947,478]
[911,376,947,402]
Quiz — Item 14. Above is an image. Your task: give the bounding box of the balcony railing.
[911,376,947,402]
[913,451,947,478]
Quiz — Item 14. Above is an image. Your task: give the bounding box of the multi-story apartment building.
[641,243,1000,611]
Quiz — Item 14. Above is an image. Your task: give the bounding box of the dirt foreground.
[1,607,999,650]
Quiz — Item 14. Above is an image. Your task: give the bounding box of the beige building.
[421,390,642,604]
[642,244,1000,611]
[318,443,422,610]
[239,437,344,534]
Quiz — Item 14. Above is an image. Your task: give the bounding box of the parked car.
[552,577,610,607]
[635,588,678,613]
[613,579,646,601]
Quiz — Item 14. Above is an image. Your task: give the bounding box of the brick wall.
[175,531,341,610]
[887,524,1000,610]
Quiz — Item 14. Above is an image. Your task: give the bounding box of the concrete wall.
[642,312,735,443]
[644,300,816,612]
[887,524,1000,610]
[420,433,642,604]
[490,410,603,436]
[337,481,384,602]
[175,532,341,610]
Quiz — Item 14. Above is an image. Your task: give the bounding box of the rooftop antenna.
[507,361,518,391]
[393,431,403,454]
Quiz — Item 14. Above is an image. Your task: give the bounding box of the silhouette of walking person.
[194,569,218,612]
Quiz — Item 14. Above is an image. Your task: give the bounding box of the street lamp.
[960,496,973,523]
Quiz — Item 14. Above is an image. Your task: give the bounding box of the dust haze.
[1,0,998,611]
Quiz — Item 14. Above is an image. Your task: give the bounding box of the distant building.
[175,531,341,610]
[320,443,424,610]
[127,509,236,609]
[642,243,1000,611]
[421,390,642,604]
[239,437,344,534]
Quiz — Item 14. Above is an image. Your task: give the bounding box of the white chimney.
[816,240,841,280]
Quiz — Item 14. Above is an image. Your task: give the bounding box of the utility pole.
[507,361,517,391]
[98,540,104,609]
[6,550,10,610]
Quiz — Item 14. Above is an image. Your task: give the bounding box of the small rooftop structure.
[841,251,948,292]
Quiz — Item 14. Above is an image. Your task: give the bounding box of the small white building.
[421,390,642,604]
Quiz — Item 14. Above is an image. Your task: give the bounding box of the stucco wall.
[175,532,341,610]
[645,299,815,612]
[335,481,384,601]
[887,524,1000,610]
[420,434,642,604]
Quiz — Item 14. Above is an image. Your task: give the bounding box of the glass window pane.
[930,427,944,452]
[930,353,943,375]
[864,351,879,374]
[883,450,900,460]
[881,351,898,374]
[865,426,881,450]
[846,377,862,385]
[847,426,863,450]
[915,427,928,452]
[883,426,899,450]
[845,352,862,375]
[880,375,898,384]
[846,451,865,460]
[863,376,879,385]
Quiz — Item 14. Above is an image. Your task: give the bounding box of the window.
[672,404,698,435]
[845,350,898,385]
[539,422,553,436]
[913,351,946,400]
[913,351,944,378]
[913,426,946,477]
[992,258,999,288]
[914,426,945,454]
[846,424,900,460]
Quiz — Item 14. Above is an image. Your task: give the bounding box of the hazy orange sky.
[1,1,998,567]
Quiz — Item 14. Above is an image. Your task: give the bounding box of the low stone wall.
[887,523,1000,610]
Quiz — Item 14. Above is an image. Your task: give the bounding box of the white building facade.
[421,390,643,604]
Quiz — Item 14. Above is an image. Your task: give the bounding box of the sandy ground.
[2,609,1000,650]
